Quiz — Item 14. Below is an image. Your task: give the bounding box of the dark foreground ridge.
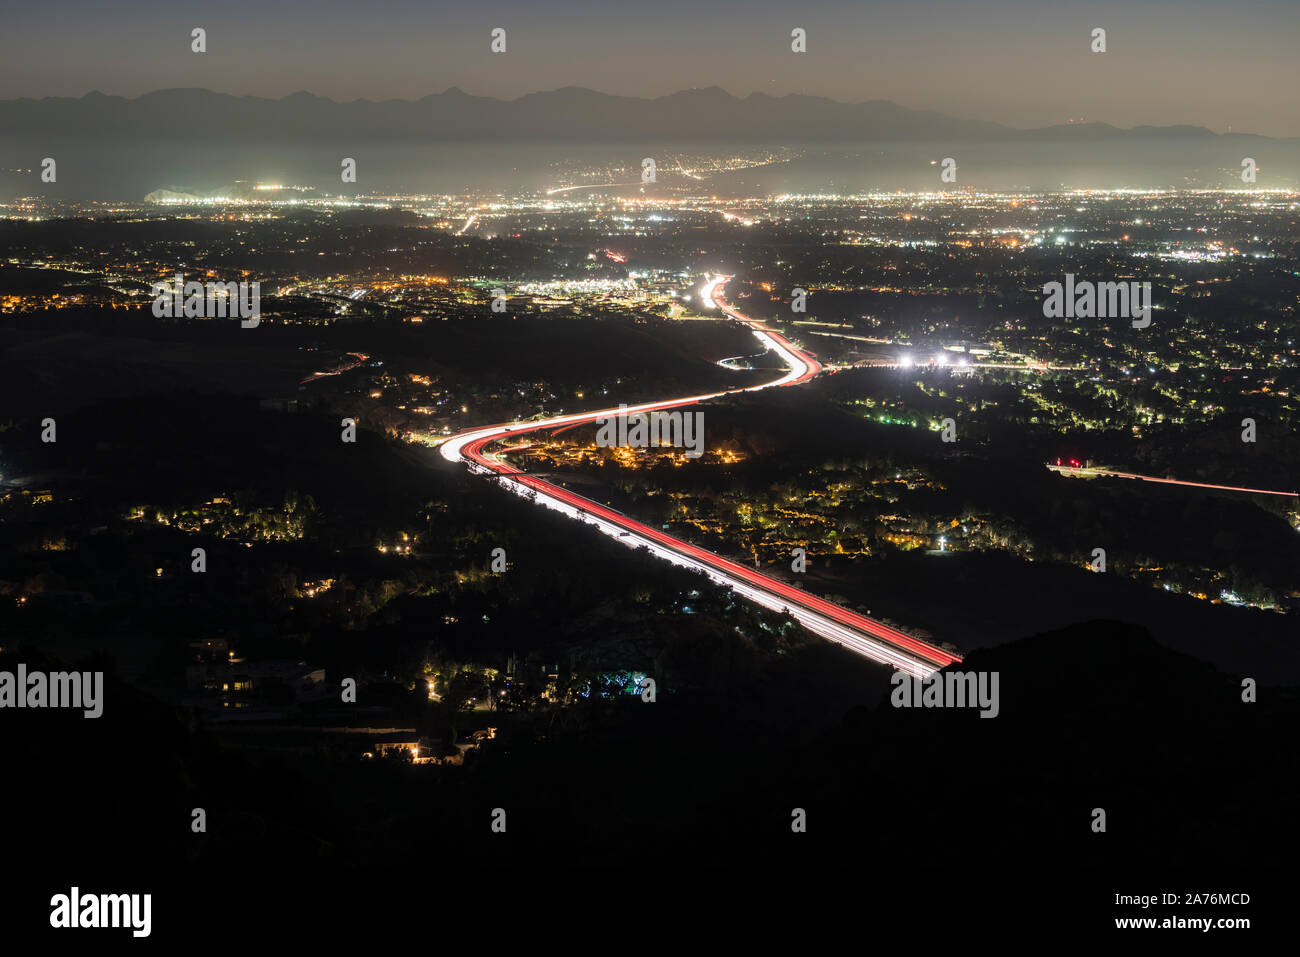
[3,618,1292,936]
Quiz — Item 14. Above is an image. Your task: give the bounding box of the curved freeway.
[439,276,960,677]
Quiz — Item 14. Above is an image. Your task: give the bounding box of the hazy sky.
[2,0,1297,136]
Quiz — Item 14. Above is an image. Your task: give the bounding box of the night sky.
[1,0,1297,136]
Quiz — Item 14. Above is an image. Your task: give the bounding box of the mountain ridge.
[2,86,1282,143]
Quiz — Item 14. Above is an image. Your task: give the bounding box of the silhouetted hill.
[0,86,1282,144]
[5,617,1291,937]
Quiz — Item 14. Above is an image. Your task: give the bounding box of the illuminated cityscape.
[1,0,1295,940]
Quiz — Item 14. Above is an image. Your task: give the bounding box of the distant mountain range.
[0,86,1283,144]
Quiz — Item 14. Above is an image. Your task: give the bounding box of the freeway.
[439,275,960,676]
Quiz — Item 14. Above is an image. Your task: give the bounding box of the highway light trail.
[545,182,643,195]
[299,352,368,386]
[1047,464,1299,498]
[440,275,960,676]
